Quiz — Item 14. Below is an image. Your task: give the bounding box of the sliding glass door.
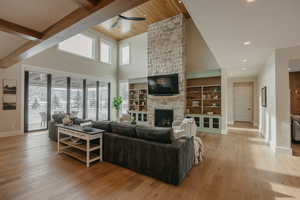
[70,78,84,118]
[27,72,48,131]
[51,76,67,115]
[99,82,109,120]
[86,81,97,120]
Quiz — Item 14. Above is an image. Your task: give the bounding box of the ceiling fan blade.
[111,17,120,28]
[118,15,146,21]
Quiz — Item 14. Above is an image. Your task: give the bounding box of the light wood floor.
[228,121,258,129]
[1,130,300,200]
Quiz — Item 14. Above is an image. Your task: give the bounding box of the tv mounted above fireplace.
[148,73,179,96]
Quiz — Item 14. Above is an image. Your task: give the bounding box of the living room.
[1,0,300,199]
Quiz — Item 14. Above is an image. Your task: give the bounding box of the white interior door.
[234,82,253,122]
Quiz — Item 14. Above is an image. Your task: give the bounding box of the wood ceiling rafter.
[0,18,43,40]
[0,0,149,68]
[76,0,102,9]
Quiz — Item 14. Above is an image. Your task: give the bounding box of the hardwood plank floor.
[228,121,258,129]
[292,143,300,156]
[0,129,300,200]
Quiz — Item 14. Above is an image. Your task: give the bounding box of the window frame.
[120,44,131,66]
[100,39,112,64]
[57,33,97,60]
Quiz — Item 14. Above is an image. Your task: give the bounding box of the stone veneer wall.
[147,14,186,126]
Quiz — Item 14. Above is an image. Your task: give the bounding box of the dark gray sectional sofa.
[49,115,194,185]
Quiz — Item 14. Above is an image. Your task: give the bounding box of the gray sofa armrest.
[48,120,58,142]
[173,137,195,184]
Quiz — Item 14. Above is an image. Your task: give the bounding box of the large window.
[51,76,67,115]
[99,83,109,120]
[58,34,95,59]
[27,72,48,131]
[119,81,129,115]
[100,40,112,64]
[120,44,130,65]
[86,81,97,120]
[70,78,83,118]
[25,72,111,132]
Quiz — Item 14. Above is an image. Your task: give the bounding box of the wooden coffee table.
[57,125,104,167]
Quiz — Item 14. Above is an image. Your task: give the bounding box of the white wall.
[186,19,219,73]
[273,46,300,154]
[0,29,118,136]
[227,76,259,126]
[0,63,24,137]
[258,53,277,150]
[221,69,228,134]
[118,18,220,81]
[118,33,148,80]
[258,50,294,155]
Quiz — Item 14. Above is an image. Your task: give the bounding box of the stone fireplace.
[147,14,186,126]
[155,109,174,127]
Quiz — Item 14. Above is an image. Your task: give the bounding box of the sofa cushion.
[111,122,136,137]
[135,126,173,144]
[52,113,65,124]
[93,121,112,132]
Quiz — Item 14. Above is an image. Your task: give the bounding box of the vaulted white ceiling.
[183,0,300,77]
[0,0,80,62]
[0,0,79,32]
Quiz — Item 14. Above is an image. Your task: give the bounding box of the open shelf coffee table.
[57,125,104,167]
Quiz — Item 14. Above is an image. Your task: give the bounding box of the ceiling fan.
[111,15,146,29]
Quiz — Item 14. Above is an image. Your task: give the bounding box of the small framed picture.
[2,79,17,110]
[3,79,17,94]
[3,94,17,110]
[261,86,267,107]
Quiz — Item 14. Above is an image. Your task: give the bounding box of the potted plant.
[113,96,123,119]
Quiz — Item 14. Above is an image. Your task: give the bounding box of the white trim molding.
[221,128,228,134]
[274,146,293,156]
[228,121,234,125]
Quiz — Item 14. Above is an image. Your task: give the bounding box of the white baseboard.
[221,128,228,135]
[0,130,24,138]
[274,146,293,156]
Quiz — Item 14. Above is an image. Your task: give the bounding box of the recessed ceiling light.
[242,59,248,63]
[243,41,251,46]
[246,0,255,3]
[242,67,247,71]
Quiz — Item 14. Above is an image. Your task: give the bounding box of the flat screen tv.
[148,73,179,96]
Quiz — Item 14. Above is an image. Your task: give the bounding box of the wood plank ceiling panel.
[93,0,189,40]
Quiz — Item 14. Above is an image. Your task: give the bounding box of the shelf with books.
[128,82,148,123]
[186,77,221,115]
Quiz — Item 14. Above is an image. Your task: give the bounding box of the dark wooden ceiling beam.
[0,0,149,68]
[0,19,43,40]
[76,0,101,9]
